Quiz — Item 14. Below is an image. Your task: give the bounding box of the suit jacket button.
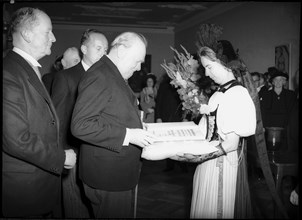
[50,120,55,125]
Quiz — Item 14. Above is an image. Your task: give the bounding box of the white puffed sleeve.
[216,86,256,139]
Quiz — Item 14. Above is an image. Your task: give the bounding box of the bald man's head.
[61,47,81,69]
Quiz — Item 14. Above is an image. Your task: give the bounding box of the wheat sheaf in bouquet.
[161,45,207,118]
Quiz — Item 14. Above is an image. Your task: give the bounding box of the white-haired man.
[3,7,76,218]
[71,32,157,218]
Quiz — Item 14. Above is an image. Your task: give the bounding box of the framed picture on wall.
[275,44,290,75]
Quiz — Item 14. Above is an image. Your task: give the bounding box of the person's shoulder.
[258,86,269,94]
[159,80,171,88]
[223,85,252,103]
[81,62,108,85]
[284,88,296,94]
[259,87,273,96]
[3,50,17,64]
[226,84,247,94]
[4,51,27,72]
[62,63,84,76]
[42,72,54,80]
[87,56,107,72]
[284,88,298,99]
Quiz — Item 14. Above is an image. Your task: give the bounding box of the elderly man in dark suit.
[71,32,157,218]
[51,29,108,218]
[2,7,76,218]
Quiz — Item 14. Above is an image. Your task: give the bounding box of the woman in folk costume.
[160,24,252,218]
[173,24,289,219]
[142,24,290,219]
[173,45,257,218]
[194,48,256,218]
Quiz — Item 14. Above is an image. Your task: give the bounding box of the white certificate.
[145,121,206,142]
[142,122,218,161]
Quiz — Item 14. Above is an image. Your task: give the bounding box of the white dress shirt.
[13,47,42,81]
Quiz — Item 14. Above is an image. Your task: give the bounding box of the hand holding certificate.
[141,122,218,160]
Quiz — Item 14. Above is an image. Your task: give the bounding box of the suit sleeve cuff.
[122,128,131,146]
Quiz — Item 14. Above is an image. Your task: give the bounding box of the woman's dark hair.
[143,74,157,88]
[198,46,219,62]
[217,40,238,64]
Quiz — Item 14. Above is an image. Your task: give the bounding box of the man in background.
[51,29,108,218]
[251,71,266,92]
[2,7,76,218]
[42,46,81,95]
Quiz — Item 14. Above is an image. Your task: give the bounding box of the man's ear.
[61,58,66,69]
[81,44,87,55]
[21,29,32,43]
[117,44,127,59]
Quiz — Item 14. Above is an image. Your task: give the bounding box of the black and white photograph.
[2,1,300,219]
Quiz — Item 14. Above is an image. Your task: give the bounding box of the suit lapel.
[27,67,51,103]
[27,65,60,132]
[10,51,60,133]
[9,51,51,104]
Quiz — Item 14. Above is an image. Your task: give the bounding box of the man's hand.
[199,104,210,114]
[128,128,158,148]
[64,149,76,169]
[290,189,299,205]
[147,108,154,113]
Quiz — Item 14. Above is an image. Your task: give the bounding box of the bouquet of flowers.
[161,45,207,118]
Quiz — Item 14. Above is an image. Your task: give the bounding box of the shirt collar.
[13,47,42,68]
[81,60,90,71]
